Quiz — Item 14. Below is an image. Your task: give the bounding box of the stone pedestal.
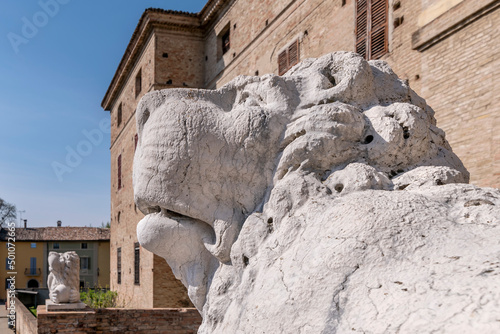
[45,299,87,312]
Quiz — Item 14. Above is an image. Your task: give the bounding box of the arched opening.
[27,279,39,288]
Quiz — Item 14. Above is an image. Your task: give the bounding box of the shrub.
[80,287,118,309]
[29,306,37,317]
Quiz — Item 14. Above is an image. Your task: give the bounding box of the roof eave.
[101,9,205,111]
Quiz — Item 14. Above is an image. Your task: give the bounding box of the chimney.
[57,220,62,227]
[24,219,27,228]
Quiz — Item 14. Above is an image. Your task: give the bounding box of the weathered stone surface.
[47,251,81,304]
[133,52,500,333]
[45,300,86,311]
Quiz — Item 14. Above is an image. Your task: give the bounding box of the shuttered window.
[278,39,300,76]
[356,0,388,60]
[30,258,37,275]
[117,247,121,284]
[117,103,122,127]
[135,70,142,98]
[134,242,140,285]
[117,154,122,190]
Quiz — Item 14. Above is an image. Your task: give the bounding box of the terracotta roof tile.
[0,227,110,241]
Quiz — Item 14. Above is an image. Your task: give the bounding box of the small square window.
[53,243,59,249]
[31,243,36,248]
[81,243,88,249]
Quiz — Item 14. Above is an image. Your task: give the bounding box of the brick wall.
[417,4,500,188]
[36,306,201,334]
[104,0,500,311]
[155,30,205,89]
[153,254,193,308]
[109,28,194,308]
[204,0,355,88]
[15,297,37,334]
[109,31,156,308]
[382,0,500,188]
[204,0,500,187]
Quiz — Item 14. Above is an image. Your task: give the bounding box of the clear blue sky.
[0,0,207,228]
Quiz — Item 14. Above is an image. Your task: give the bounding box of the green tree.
[0,197,16,227]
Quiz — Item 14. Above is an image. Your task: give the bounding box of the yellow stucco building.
[0,225,110,300]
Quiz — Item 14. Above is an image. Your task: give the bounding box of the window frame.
[117,103,122,127]
[355,0,389,60]
[117,247,122,284]
[217,22,231,60]
[117,154,122,190]
[134,242,140,285]
[135,70,142,98]
[80,257,91,271]
[30,257,37,275]
[222,29,230,55]
[278,39,300,76]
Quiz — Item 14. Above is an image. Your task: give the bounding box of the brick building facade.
[102,0,500,308]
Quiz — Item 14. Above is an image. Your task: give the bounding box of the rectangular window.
[217,23,231,60]
[222,29,230,54]
[30,257,37,275]
[134,242,140,285]
[117,103,122,127]
[117,154,122,190]
[356,0,388,60]
[278,39,300,76]
[80,257,91,270]
[135,70,142,98]
[31,242,36,248]
[117,247,122,284]
[53,243,59,249]
[81,242,88,249]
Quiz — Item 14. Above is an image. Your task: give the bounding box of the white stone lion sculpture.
[47,251,81,304]
[134,52,500,333]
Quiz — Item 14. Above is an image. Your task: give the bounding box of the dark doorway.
[27,279,39,288]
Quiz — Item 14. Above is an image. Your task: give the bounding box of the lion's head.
[133,52,468,312]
